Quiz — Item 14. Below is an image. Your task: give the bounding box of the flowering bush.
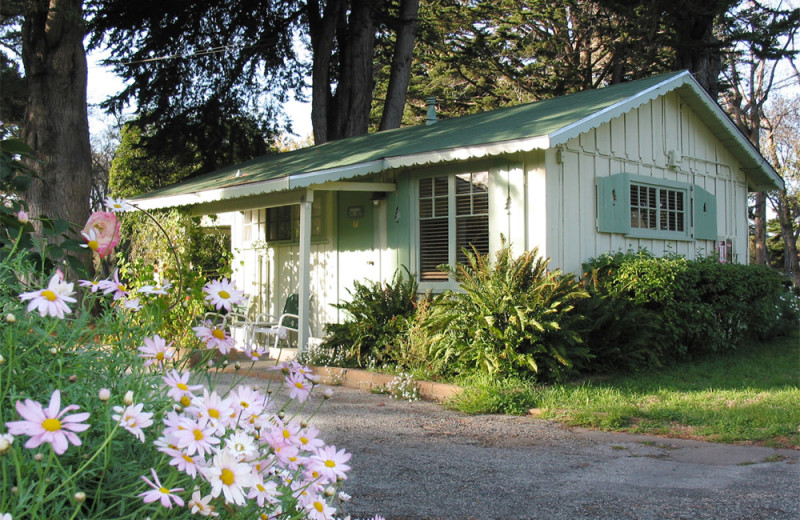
[0,197,377,519]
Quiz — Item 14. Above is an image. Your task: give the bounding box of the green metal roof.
[133,70,782,209]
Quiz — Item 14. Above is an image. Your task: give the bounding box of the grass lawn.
[450,334,799,448]
[535,334,800,448]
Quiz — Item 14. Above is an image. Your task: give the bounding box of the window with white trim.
[418,172,489,281]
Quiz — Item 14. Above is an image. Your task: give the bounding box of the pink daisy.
[309,445,351,482]
[111,403,154,442]
[6,390,89,455]
[138,468,184,509]
[192,321,235,355]
[302,493,337,520]
[187,389,234,435]
[285,372,313,403]
[172,417,220,456]
[163,370,203,402]
[78,278,103,293]
[98,268,129,300]
[19,273,77,319]
[187,490,219,517]
[161,445,206,478]
[202,278,246,312]
[247,472,281,507]
[138,334,175,368]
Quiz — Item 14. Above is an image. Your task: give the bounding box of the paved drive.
[223,373,800,520]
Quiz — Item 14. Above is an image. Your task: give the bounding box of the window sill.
[624,230,693,242]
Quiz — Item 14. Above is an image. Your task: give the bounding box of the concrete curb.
[223,360,462,402]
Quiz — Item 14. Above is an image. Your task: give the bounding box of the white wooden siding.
[528,92,750,276]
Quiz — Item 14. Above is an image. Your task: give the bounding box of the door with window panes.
[418,172,489,282]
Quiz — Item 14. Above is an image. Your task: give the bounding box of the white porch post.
[297,190,313,354]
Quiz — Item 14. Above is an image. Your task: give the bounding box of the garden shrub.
[422,245,588,382]
[323,268,421,367]
[583,250,798,365]
[577,250,670,372]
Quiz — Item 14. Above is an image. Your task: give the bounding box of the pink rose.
[81,212,120,258]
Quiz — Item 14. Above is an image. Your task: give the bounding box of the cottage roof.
[132,70,783,210]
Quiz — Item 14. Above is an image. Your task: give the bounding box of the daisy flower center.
[240,401,249,408]
[177,382,189,391]
[300,437,308,444]
[159,486,170,494]
[156,352,165,361]
[282,429,291,439]
[42,417,62,432]
[208,408,220,419]
[294,382,305,390]
[180,396,191,407]
[88,240,99,251]
[211,328,226,340]
[182,454,193,463]
[218,290,230,299]
[220,468,235,486]
[193,429,204,441]
[41,290,58,302]
[314,501,325,512]
[325,460,336,468]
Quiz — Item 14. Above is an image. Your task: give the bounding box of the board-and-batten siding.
[229,206,339,339]
[534,92,749,277]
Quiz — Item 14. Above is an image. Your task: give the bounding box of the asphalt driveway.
[220,373,800,520]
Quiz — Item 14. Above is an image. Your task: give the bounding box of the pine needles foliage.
[422,244,588,381]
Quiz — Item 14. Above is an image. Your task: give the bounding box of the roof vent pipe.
[425,97,438,125]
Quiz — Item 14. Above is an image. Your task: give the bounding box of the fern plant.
[323,268,420,367]
[422,245,588,382]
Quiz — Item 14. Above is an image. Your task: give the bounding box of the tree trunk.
[21,0,91,233]
[752,191,769,265]
[776,190,800,286]
[308,0,340,145]
[330,0,383,140]
[379,0,419,131]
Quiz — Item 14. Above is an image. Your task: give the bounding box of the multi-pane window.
[267,207,292,241]
[630,183,685,233]
[245,197,325,244]
[419,172,489,281]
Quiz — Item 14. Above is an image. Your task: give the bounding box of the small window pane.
[434,177,448,196]
[420,199,433,218]
[420,218,449,281]
[419,178,432,198]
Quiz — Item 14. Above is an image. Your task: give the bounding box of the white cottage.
[132,70,784,350]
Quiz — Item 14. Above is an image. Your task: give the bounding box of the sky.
[85,50,314,142]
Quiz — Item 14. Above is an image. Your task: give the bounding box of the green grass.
[449,334,800,448]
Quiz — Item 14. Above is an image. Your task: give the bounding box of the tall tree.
[718,1,799,265]
[2,0,93,230]
[89,0,421,150]
[763,96,800,285]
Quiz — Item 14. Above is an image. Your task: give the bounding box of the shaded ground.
[218,373,800,520]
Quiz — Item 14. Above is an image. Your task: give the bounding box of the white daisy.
[203,450,254,506]
[202,278,246,312]
[19,272,77,319]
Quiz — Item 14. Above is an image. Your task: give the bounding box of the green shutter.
[596,173,630,234]
[693,185,717,241]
